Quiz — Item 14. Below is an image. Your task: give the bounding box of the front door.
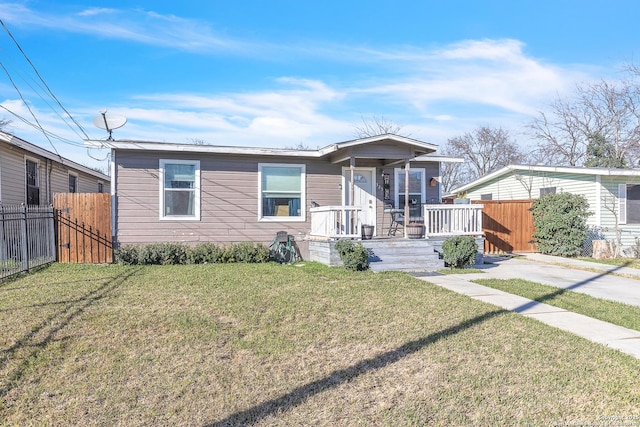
[342,168,377,234]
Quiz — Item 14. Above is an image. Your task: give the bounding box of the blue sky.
[0,1,639,169]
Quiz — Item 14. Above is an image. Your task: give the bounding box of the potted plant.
[406,222,424,239]
[361,224,374,240]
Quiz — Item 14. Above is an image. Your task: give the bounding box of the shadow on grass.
[207,261,633,426]
[0,267,142,398]
[511,261,632,313]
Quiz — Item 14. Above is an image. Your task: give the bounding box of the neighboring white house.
[450,164,640,252]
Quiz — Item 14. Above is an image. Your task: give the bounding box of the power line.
[0,18,90,141]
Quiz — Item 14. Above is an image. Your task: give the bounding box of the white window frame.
[394,167,426,209]
[159,159,201,221]
[25,156,40,204]
[258,163,306,222]
[68,172,78,193]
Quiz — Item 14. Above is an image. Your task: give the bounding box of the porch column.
[349,155,355,206]
[404,158,410,238]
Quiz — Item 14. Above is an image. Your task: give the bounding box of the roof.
[450,164,640,196]
[84,133,441,161]
[1,131,110,181]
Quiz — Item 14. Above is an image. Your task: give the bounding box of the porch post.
[404,158,410,238]
[349,155,355,206]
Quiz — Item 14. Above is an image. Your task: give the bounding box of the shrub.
[532,193,591,257]
[334,240,370,271]
[442,236,478,268]
[114,245,140,265]
[188,242,224,264]
[138,242,188,265]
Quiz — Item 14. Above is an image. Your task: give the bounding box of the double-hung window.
[160,159,200,220]
[68,173,78,193]
[394,168,426,218]
[259,163,305,221]
[619,183,640,225]
[26,159,40,205]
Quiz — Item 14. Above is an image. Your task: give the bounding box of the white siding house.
[451,165,640,252]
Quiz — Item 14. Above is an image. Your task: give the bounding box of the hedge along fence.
[114,242,273,265]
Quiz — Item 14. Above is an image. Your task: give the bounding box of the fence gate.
[473,200,538,254]
[53,193,112,263]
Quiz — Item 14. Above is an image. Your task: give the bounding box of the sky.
[1,0,640,171]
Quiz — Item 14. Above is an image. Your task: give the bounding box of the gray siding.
[0,141,109,205]
[115,150,442,250]
[115,151,344,249]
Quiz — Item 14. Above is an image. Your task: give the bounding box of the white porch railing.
[310,206,362,239]
[423,204,484,236]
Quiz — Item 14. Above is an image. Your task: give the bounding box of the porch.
[308,204,485,272]
[309,203,484,239]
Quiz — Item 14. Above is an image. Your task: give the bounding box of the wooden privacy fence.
[473,200,538,254]
[53,193,112,263]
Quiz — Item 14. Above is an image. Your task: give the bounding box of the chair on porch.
[385,203,404,236]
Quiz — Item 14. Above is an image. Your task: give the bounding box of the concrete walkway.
[414,254,640,359]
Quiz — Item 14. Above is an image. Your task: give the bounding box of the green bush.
[188,242,224,264]
[138,242,188,265]
[334,240,370,271]
[442,236,478,268]
[114,245,139,265]
[532,193,591,257]
[114,241,275,265]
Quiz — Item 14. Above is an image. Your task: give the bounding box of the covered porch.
[309,203,484,240]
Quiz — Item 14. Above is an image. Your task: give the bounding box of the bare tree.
[446,126,525,183]
[528,79,640,167]
[353,116,408,138]
[0,118,11,130]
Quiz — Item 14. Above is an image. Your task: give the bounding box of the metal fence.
[1,204,56,280]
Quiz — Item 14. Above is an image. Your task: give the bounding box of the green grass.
[1,263,639,426]
[475,277,640,332]
[437,267,484,274]
[578,257,640,269]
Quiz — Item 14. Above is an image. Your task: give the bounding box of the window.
[98,182,104,193]
[619,183,640,225]
[26,159,40,205]
[480,193,493,200]
[159,159,200,220]
[395,168,426,218]
[259,163,305,221]
[540,187,556,197]
[68,173,78,193]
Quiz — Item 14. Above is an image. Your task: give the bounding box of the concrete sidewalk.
[414,255,640,359]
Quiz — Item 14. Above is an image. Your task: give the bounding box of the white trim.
[450,164,640,197]
[595,175,601,225]
[258,163,306,222]
[159,159,201,221]
[85,133,438,159]
[619,183,627,225]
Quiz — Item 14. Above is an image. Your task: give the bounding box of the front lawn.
[1,263,639,426]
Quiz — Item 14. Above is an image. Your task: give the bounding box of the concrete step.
[362,238,444,272]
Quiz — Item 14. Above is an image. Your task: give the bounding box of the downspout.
[110,149,116,246]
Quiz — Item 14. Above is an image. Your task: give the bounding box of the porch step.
[361,239,444,272]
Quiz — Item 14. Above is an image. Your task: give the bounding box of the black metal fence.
[0,204,56,280]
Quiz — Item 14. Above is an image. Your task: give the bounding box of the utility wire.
[0,18,90,140]
[0,60,62,159]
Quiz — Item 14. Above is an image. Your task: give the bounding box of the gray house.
[1,131,110,205]
[451,164,640,252]
[87,134,479,263]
